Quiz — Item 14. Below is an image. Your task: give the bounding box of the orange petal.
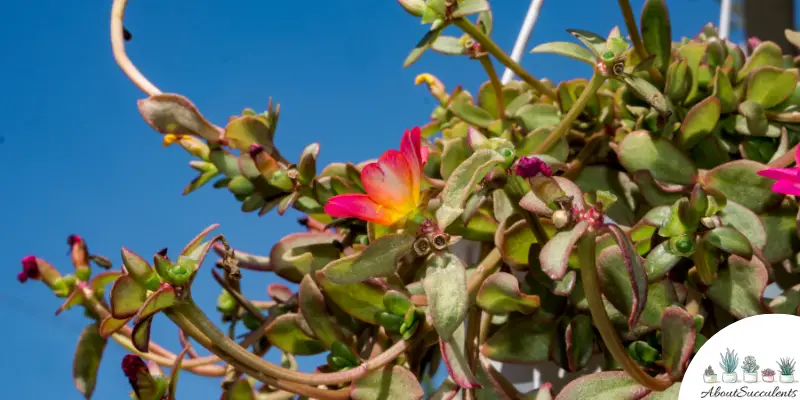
[400,127,426,202]
[361,150,415,213]
[324,194,403,226]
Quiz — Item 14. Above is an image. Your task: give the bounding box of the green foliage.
[21,0,800,399]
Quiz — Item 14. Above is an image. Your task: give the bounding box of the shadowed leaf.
[73,323,107,399]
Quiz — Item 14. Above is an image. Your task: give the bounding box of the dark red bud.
[18,255,40,283]
[514,156,552,178]
[157,248,168,257]
[67,234,83,246]
[248,143,265,158]
[122,354,147,382]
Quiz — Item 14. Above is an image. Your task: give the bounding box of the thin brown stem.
[617,0,664,85]
[111,0,160,95]
[454,18,558,101]
[174,300,414,386]
[578,231,672,391]
[478,56,505,117]
[466,248,503,296]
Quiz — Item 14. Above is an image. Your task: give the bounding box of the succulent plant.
[720,349,739,374]
[17,0,800,399]
[705,365,716,376]
[743,355,759,373]
[779,358,797,375]
[763,368,776,377]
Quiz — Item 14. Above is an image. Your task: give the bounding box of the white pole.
[501,0,545,84]
[719,0,732,39]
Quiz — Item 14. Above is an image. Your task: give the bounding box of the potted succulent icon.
[720,348,740,383]
[778,358,796,383]
[762,368,776,383]
[742,356,760,383]
[704,366,718,383]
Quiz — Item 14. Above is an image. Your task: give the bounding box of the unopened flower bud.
[414,73,448,103]
[18,255,40,283]
[397,0,426,17]
[269,170,294,191]
[68,234,91,281]
[163,134,210,160]
[552,210,571,229]
[514,156,552,178]
[18,255,67,294]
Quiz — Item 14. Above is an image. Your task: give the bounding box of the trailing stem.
[478,56,505,117]
[454,18,558,101]
[577,231,672,391]
[533,73,606,154]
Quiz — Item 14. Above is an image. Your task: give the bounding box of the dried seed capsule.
[413,236,432,257]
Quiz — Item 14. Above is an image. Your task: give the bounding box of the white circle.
[680,314,800,399]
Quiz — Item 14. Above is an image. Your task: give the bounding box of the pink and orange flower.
[324,127,428,226]
[757,151,800,196]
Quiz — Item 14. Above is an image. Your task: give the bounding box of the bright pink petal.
[361,150,416,213]
[772,180,800,196]
[758,167,800,181]
[400,127,426,200]
[324,194,403,226]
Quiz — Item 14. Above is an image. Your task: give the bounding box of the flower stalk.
[478,56,505,117]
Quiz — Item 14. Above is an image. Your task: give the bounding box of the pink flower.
[515,156,552,178]
[324,127,428,226]
[757,152,800,196]
[18,255,40,283]
[747,36,762,51]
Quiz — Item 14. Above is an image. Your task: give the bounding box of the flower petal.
[400,127,426,201]
[324,194,404,226]
[361,150,416,213]
[758,167,800,182]
[772,180,800,196]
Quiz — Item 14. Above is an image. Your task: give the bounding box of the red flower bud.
[514,156,552,178]
[121,354,147,383]
[17,255,40,283]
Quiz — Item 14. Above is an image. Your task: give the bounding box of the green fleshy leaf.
[322,233,414,284]
[135,284,177,322]
[440,323,481,389]
[404,27,444,68]
[477,81,521,119]
[746,66,799,109]
[693,237,721,284]
[515,104,561,132]
[632,170,685,206]
[451,0,490,18]
[703,226,753,259]
[595,237,648,330]
[316,273,387,324]
[702,160,783,213]
[618,130,696,185]
[431,35,466,55]
[737,41,784,82]
[677,42,707,104]
[476,272,540,314]
[676,96,721,150]
[297,143,319,185]
[539,221,589,281]
[450,91,496,128]
[640,0,672,71]
[492,190,515,224]
[718,200,767,252]
[99,316,129,338]
[481,319,553,364]
[270,232,342,283]
[223,115,279,157]
[706,255,768,318]
[298,276,351,349]
[224,380,256,400]
[736,102,779,137]
[351,365,425,400]
[423,252,469,340]
[665,58,690,102]
[264,313,326,355]
[769,284,800,314]
[495,218,537,270]
[429,378,459,400]
[643,383,681,399]
[440,137,472,180]
[132,315,153,353]
[520,176,586,218]
[56,290,83,316]
[713,67,737,113]
[529,41,595,65]
[73,323,107,399]
[661,306,696,380]
[437,149,505,229]
[555,371,650,400]
[110,274,147,319]
[644,242,682,282]
[620,75,672,116]
[516,127,569,162]
[121,247,159,291]
[137,93,220,142]
[567,29,607,57]
[573,166,637,226]
[565,314,594,372]
[761,205,800,263]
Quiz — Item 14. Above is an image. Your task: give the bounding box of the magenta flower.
[18,255,40,283]
[515,156,552,178]
[757,152,800,196]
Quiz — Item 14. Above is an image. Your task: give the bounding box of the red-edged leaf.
[539,221,589,280]
[267,283,293,303]
[135,284,178,322]
[351,365,425,400]
[440,324,481,389]
[602,224,649,329]
[73,323,107,399]
[137,93,222,142]
[56,289,83,316]
[167,347,190,400]
[132,315,154,353]
[555,371,650,400]
[180,224,220,257]
[110,275,147,319]
[90,271,123,293]
[661,306,696,380]
[99,315,130,338]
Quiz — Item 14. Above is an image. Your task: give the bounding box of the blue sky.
[0,0,740,398]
